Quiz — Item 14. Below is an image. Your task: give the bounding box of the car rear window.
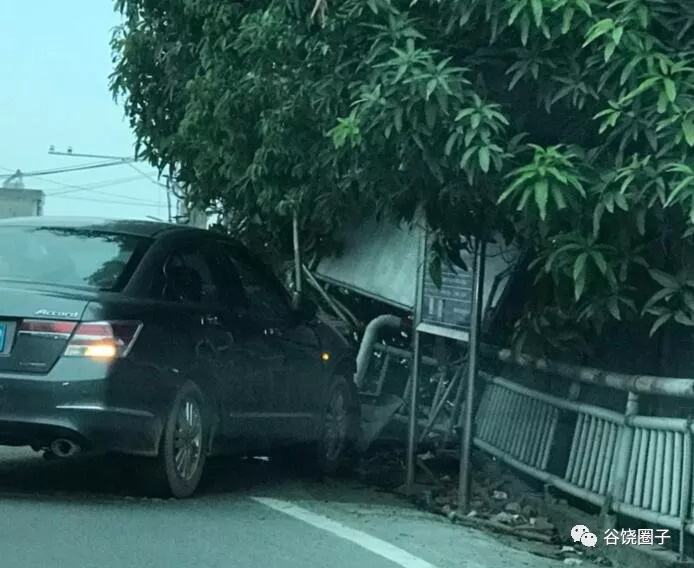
[0,226,149,290]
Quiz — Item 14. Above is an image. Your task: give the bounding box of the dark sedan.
[0,217,360,498]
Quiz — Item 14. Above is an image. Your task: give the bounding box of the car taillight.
[63,321,143,359]
[18,320,77,339]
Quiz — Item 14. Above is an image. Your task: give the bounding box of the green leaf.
[683,117,694,147]
[650,269,679,289]
[621,76,660,103]
[574,266,587,300]
[684,291,694,312]
[591,252,608,274]
[643,288,673,313]
[664,78,677,103]
[444,132,458,156]
[607,296,620,320]
[583,19,614,48]
[636,208,647,235]
[675,312,694,326]
[561,7,574,34]
[593,202,605,236]
[519,13,530,45]
[665,177,693,206]
[649,312,672,336]
[620,56,642,86]
[478,146,490,173]
[574,252,588,281]
[508,0,527,25]
[425,79,437,100]
[425,101,436,129]
[575,0,591,15]
[530,0,543,27]
[614,193,628,210]
[534,178,549,219]
[394,107,403,133]
[551,185,567,209]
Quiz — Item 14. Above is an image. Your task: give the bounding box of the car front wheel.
[315,376,360,476]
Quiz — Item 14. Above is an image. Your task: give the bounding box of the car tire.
[314,375,360,477]
[142,381,209,499]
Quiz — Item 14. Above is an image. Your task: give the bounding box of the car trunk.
[0,283,93,374]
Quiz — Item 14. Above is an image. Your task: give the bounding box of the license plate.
[0,324,5,352]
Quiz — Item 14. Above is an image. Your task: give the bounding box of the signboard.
[416,231,519,342]
[315,216,424,310]
[420,232,474,332]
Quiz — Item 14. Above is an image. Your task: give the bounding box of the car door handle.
[201,314,221,326]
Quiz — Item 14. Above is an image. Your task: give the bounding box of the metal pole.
[458,238,486,515]
[406,223,428,492]
[165,177,173,223]
[406,330,422,490]
[292,210,302,299]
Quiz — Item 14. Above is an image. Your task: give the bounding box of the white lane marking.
[251,497,439,568]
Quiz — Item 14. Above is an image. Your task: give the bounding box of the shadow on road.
[0,448,383,504]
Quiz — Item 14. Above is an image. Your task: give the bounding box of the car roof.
[0,216,207,239]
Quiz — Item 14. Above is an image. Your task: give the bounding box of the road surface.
[0,447,567,568]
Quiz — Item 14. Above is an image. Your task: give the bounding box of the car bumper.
[0,375,163,456]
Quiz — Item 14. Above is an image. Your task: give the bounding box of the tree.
[111,0,694,356]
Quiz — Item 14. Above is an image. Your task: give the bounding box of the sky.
[0,2,171,220]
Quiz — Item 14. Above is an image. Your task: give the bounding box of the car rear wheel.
[142,381,209,498]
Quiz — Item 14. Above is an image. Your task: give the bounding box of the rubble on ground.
[356,447,612,566]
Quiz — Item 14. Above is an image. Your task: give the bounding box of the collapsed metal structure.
[305,214,694,560]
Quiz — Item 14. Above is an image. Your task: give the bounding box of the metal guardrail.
[474,362,694,560]
[360,337,694,558]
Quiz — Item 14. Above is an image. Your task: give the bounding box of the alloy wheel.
[173,398,203,481]
[323,388,348,462]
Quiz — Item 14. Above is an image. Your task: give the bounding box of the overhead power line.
[0,160,133,179]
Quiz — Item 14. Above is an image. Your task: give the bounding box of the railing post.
[606,391,639,528]
[679,418,692,561]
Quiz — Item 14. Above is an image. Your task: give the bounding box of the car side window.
[223,248,290,320]
[161,247,221,304]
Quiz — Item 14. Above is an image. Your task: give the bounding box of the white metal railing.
[474,348,694,560]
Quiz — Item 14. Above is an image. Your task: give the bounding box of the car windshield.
[0,226,147,290]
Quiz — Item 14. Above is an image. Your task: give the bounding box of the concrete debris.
[357,448,563,554]
[491,511,517,525]
[522,504,538,517]
[563,559,583,566]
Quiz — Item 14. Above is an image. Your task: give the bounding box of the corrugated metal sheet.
[315,217,424,310]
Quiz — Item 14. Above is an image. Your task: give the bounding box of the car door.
[205,242,287,443]
[218,243,325,442]
[152,240,235,414]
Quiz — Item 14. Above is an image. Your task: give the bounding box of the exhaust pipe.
[49,438,80,458]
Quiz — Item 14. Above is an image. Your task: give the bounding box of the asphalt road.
[0,447,567,568]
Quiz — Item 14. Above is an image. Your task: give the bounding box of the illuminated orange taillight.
[62,321,143,359]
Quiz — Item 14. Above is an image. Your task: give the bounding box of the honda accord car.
[0,217,360,498]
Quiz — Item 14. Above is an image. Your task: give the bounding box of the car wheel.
[315,375,360,476]
[144,381,209,499]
